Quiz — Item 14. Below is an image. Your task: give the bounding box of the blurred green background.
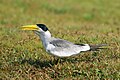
[0,0,120,79]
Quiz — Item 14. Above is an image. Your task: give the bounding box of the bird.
[21,24,106,58]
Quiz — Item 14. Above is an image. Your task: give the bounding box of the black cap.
[36,24,48,31]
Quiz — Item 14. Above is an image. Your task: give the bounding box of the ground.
[0,0,120,79]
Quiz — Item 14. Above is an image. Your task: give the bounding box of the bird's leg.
[56,57,68,64]
[49,56,59,67]
[60,57,68,62]
[50,56,59,65]
[55,57,62,64]
[56,58,61,64]
[53,57,66,64]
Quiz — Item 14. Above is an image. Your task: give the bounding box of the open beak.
[21,25,39,30]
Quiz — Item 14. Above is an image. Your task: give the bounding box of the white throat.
[35,31,51,48]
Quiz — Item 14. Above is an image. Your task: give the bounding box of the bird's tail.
[89,44,107,51]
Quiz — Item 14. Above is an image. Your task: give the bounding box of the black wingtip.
[89,44,107,51]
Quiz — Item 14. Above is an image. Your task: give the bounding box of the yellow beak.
[21,25,39,30]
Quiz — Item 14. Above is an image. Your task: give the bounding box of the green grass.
[0,0,120,79]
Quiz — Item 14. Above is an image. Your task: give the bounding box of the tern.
[21,24,106,57]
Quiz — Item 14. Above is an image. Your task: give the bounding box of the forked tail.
[89,44,107,51]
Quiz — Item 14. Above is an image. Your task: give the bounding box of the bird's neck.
[39,31,51,48]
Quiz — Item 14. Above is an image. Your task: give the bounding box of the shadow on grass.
[21,58,60,68]
[20,58,77,68]
[20,56,96,68]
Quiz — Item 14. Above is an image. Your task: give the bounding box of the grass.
[0,0,120,79]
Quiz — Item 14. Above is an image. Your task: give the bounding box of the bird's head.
[21,24,48,33]
[21,24,51,39]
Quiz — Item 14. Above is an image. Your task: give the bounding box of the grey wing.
[49,38,74,48]
[49,38,84,57]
